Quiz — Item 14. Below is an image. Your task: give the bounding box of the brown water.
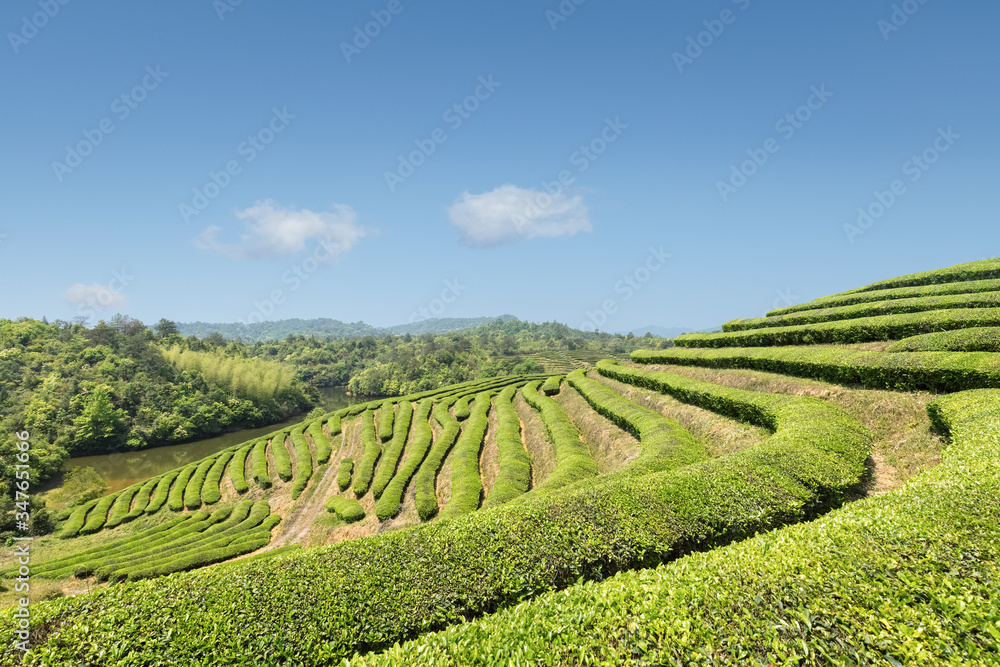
[61,387,359,494]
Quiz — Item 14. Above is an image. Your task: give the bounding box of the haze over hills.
[176,316,695,342]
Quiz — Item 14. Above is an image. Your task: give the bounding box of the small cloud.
[195,199,364,261]
[447,184,591,247]
[64,283,128,311]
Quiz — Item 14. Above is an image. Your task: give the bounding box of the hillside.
[4,258,1000,664]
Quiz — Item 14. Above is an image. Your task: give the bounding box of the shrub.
[307,419,333,464]
[767,276,1000,317]
[271,431,293,482]
[453,396,472,420]
[540,375,563,396]
[326,496,365,523]
[440,392,492,518]
[371,400,414,500]
[57,499,97,539]
[229,443,252,494]
[631,346,1000,393]
[184,457,217,510]
[844,256,1000,293]
[482,386,530,509]
[327,412,343,437]
[79,492,118,535]
[677,307,1000,348]
[886,326,1000,353]
[169,464,198,512]
[520,380,597,493]
[727,289,1000,332]
[374,399,434,521]
[251,439,271,489]
[567,367,707,478]
[124,476,160,521]
[11,369,872,665]
[202,451,233,505]
[336,458,354,492]
[414,398,462,520]
[377,401,395,442]
[289,427,313,500]
[104,484,141,529]
[353,411,381,496]
[145,470,179,514]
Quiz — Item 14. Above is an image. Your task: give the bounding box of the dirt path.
[479,399,500,500]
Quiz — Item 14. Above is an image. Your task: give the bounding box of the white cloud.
[63,284,128,311]
[195,199,364,261]
[447,184,591,247]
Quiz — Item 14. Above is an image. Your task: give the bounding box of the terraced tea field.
[5,258,1000,665]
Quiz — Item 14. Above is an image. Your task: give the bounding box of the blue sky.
[2,1,997,333]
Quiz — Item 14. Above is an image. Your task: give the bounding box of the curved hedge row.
[336,458,354,492]
[727,289,1000,332]
[520,381,597,493]
[374,399,434,521]
[372,401,414,500]
[453,396,472,421]
[567,368,706,478]
[308,419,333,465]
[377,401,396,442]
[104,484,140,530]
[271,432,293,482]
[632,346,1000,393]
[677,307,1000,348]
[414,399,462,520]
[145,470,178,514]
[540,375,563,396]
[481,386,530,509]
[57,499,97,539]
[769,277,1000,318]
[125,477,160,521]
[290,426,313,500]
[357,389,1000,667]
[6,372,871,665]
[440,392,492,519]
[327,413,343,437]
[326,496,365,523]
[168,465,197,512]
[185,457,216,510]
[366,390,1000,667]
[886,326,1000,353]
[843,257,1000,294]
[353,411,381,497]
[230,444,252,494]
[251,439,271,489]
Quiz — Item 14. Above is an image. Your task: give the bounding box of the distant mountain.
[624,326,695,338]
[176,315,521,342]
[388,315,518,336]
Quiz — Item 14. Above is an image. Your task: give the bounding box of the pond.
[59,387,362,494]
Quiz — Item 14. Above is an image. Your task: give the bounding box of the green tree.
[73,387,127,452]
